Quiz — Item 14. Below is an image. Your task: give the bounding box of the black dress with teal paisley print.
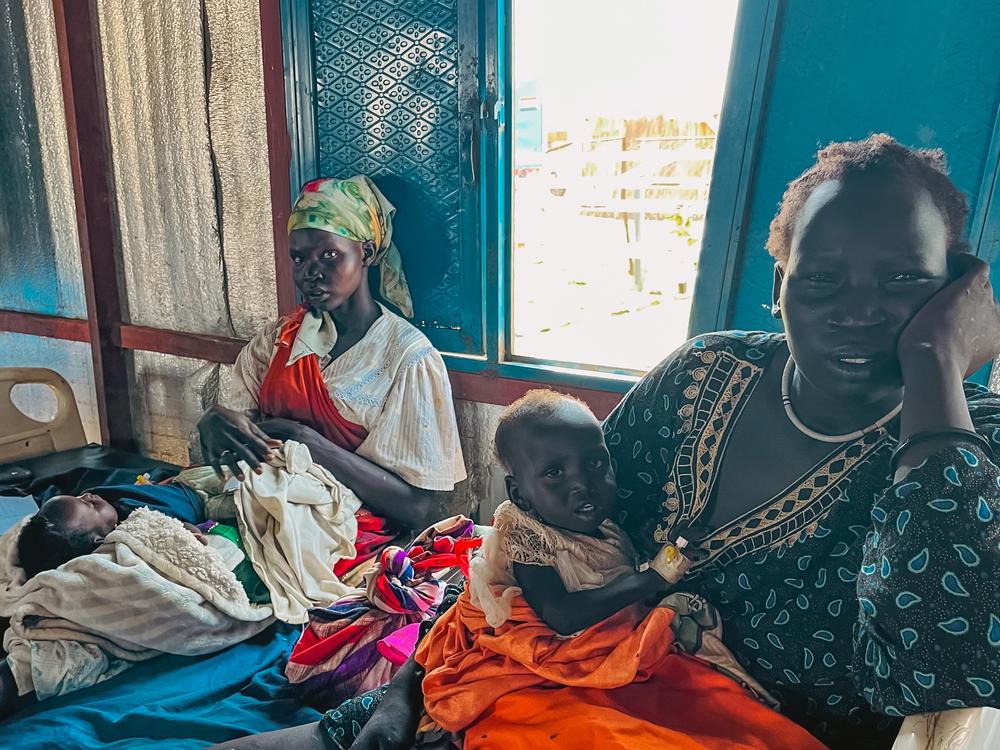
[603,331,1000,749]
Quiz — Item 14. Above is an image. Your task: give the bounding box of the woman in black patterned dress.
[594,135,1000,748]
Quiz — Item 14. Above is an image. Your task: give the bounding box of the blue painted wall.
[724,1,1000,335]
[0,0,61,317]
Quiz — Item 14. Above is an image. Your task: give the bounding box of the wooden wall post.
[52,0,136,451]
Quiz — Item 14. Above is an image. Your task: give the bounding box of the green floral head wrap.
[288,175,413,317]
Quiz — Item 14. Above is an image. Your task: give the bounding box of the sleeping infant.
[16,486,268,602]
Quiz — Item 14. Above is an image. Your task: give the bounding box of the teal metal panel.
[726,0,1000,336]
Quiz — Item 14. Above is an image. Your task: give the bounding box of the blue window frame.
[282,0,779,392]
[971,110,1000,269]
[970,108,1000,387]
[687,0,781,335]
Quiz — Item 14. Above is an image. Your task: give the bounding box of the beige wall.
[440,399,507,522]
[90,0,278,462]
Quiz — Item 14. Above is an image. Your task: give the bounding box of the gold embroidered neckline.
[658,346,891,572]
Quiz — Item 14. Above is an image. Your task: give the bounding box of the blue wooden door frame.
[970,104,1000,266]
[688,0,782,337]
[971,105,1000,388]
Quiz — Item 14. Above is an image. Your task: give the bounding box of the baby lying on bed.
[409,390,826,749]
[0,495,276,717]
[15,483,268,602]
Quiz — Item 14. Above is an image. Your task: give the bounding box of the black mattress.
[0,444,181,507]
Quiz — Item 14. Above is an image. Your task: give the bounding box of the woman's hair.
[16,508,99,579]
[494,389,591,472]
[767,133,969,261]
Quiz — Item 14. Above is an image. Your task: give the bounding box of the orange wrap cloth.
[416,590,827,750]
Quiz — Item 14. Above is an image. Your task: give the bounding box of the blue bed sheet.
[0,624,321,750]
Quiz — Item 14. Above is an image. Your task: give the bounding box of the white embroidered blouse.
[221,305,466,492]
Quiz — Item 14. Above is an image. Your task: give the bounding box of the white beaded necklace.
[781,356,902,443]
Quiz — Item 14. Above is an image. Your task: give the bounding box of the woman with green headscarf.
[196,176,466,550]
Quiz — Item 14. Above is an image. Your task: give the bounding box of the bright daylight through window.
[510,0,740,372]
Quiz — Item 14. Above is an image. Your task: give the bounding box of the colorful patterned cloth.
[332,509,397,580]
[288,175,412,317]
[319,585,464,750]
[286,516,479,709]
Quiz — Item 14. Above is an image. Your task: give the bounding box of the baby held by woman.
[473,388,690,633]
[411,390,826,749]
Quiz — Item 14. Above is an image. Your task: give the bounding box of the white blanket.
[0,507,273,700]
[232,440,362,624]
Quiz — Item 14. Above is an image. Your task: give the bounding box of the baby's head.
[16,493,120,578]
[494,389,617,534]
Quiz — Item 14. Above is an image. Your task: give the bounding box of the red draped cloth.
[259,307,368,450]
[258,307,396,576]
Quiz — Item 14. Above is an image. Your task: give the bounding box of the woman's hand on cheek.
[897,254,1000,377]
